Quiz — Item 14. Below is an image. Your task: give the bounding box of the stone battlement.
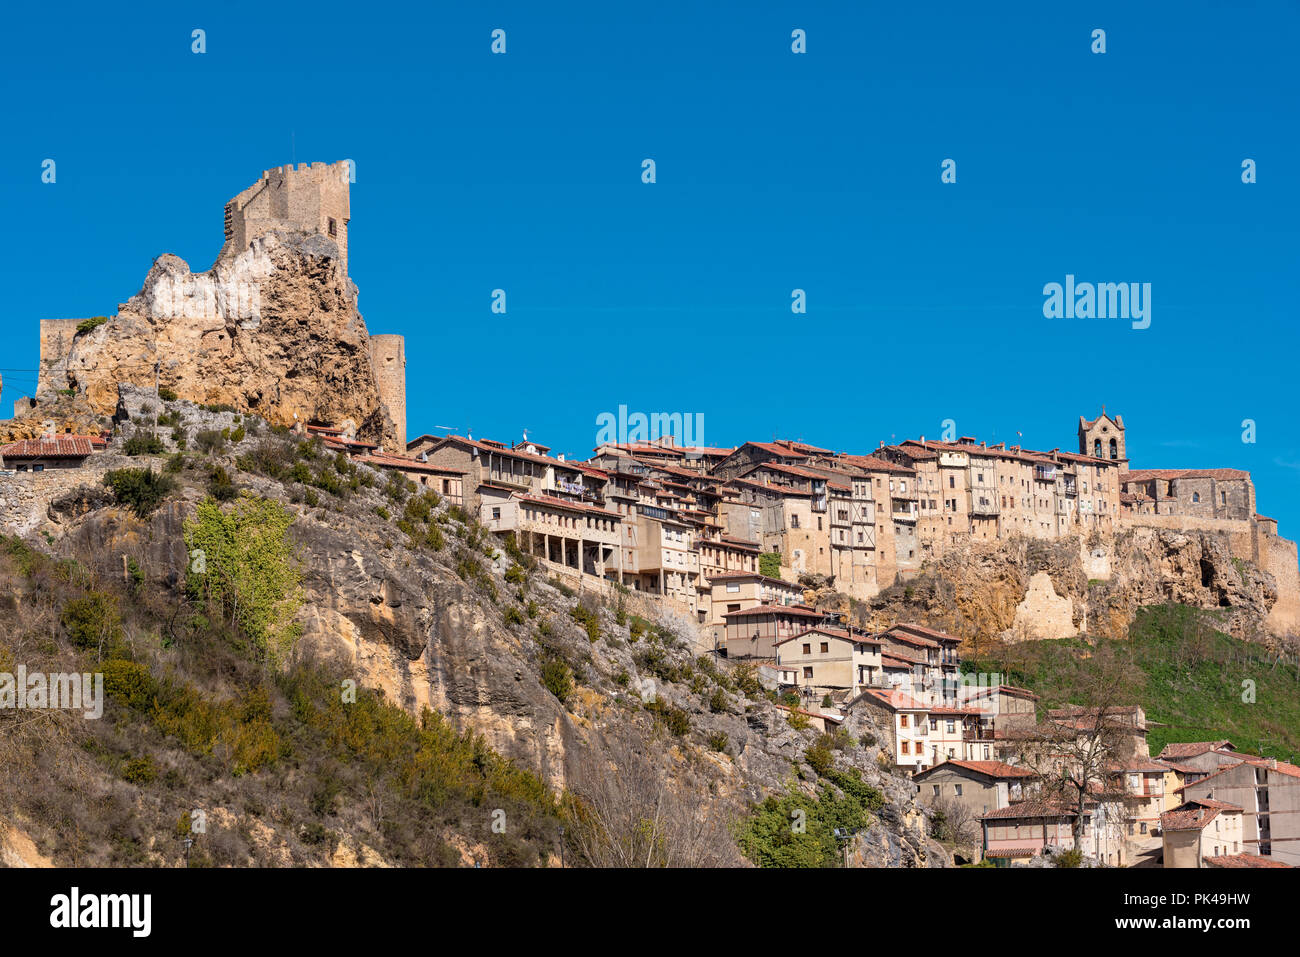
[222,160,351,275]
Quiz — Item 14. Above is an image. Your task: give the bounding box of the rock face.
[45,233,399,447]
[840,529,1282,644]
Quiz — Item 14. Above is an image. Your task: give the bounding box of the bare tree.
[930,796,980,846]
[564,731,743,867]
[1013,642,1143,851]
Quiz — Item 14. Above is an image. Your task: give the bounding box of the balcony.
[891,501,918,522]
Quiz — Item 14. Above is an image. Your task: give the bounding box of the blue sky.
[2,2,1297,533]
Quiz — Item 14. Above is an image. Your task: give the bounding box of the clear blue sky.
[2,2,1297,535]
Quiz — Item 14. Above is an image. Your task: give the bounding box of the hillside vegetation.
[967,604,1300,761]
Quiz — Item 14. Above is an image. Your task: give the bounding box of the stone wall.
[0,455,123,535]
[37,318,81,396]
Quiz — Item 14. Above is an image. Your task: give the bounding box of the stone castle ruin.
[7,162,407,449]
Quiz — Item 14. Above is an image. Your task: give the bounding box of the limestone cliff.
[42,233,399,447]
[833,528,1289,645]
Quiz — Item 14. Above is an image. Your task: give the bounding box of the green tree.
[184,496,303,666]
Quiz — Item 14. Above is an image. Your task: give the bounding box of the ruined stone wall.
[37,318,81,396]
[367,334,406,451]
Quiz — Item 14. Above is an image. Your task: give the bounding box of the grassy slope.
[965,604,1300,762]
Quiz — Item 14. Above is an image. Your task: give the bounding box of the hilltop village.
[2,162,1298,869]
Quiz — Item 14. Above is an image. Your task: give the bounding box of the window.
[932,785,941,797]
[1109,438,1118,459]
[819,642,829,654]
[948,476,955,488]
[954,784,962,796]
[899,714,909,728]
[1094,438,1102,457]
[328,217,337,237]
[491,507,501,520]
[803,667,813,679]
[946,720,956,733]
[802,644,811,654]
[901,741,910,755]
[791,515,799,528]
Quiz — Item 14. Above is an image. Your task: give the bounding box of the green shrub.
[158,386,178,401]
[122,756,157,785]
[707,731,729,753]
[75,315,109,335]
[61,592,124,652]
[541,657,574,704]
[1054,848,1084,868]
[208,466,237,501]
[504,606,525,626]
[570,603,601,642]
[103,467,177,517]
[805,739,835,777]
[194,429,226,455]
[646,698,691,737]
[123,431,165,456]
[759,551,782,578]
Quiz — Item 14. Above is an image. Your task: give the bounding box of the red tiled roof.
[965,684,1040,702]
[854,687,930,711]
[1182,797,1242,812]
[777,625,878,647]
[354,453,465,475]
[1158,741,1233,759]
[515,493,621,518]
[982,800,1078,821]
[1124,468,1251,482]
[1205,854,1291,869]
[721,604,826,619]
[917,760,1036,781]
[0,437,93,458]
[887,622,962,645]
[1160,808,1219,832]
[983,845,1044,858]
[881,653,922,668]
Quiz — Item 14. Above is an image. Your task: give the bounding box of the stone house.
[0,436,94,471]
[1161,798,1246,867]
[722,603,831,661]
[913,759,1037,818]
[774,625,883,698]
[1177,756,1300,866]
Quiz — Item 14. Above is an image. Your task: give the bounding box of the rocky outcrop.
[46,233,398,447]
[836,529,1281,644]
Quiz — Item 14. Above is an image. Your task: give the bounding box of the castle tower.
[222,162,351,275]
[1078,409,1127,469]
[368,334,406,451]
